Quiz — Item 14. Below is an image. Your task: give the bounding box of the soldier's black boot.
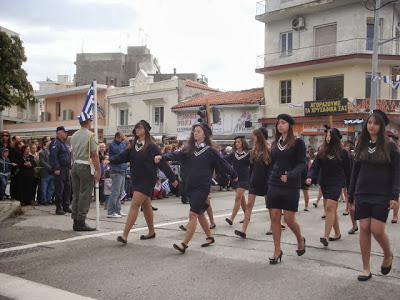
[56,206,65,215]
[74,220,96,231]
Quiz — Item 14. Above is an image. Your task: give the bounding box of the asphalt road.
[0,186,399,300]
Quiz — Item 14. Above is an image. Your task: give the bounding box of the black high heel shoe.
[173,242,188,254]
[320,237,329,247]
[269,251,283,264]
[381,253,393,275]
[296,237,306,256]
[201,237,215,247]
[357,273,372,281]
[234,230,246,238]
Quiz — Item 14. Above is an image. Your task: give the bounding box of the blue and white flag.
[78,81,94,122]
[162,180,171,194]
[120,190,127,202]
[97,103,105,118]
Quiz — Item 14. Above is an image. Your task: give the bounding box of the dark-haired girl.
[306,128,351,247]
[224,136,250,226]
[155,123,238,253]
[234,128,270,238]
[267,114,306,264]
[112,120,177,244]
[348,110,399,281]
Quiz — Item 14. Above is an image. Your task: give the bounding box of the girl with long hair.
[155,123,238,253]
[234,128,270,238]
[306,128,351,247]
[224,136,250,226]
[348,110,399,281]
[111,120,177,244]
[267,114,306,264]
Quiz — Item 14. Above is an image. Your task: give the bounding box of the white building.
[105,70,218,141]
[256,0,400,148]
[172,88,265,143]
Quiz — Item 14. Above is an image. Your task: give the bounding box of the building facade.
[104,70,218,142]
[4,84,108,140]
[256,0,400,149]
[171,88,265,143]
[75,46,161,87]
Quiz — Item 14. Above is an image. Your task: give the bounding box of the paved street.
[0,186,399,300]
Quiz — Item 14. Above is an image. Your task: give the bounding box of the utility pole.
[370,0,381,110]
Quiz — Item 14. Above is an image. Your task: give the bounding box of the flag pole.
[93,79,100,230]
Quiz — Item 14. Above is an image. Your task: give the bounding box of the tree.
[0,31,35,110]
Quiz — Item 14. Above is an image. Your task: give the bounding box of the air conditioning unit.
[292,17,305,30]
[63,109,73,120]
[41,112,50,122]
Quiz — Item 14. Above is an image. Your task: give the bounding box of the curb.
[0,200,22,223]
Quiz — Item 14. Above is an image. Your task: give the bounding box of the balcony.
[151,122,164,134]
[256,38,400,71]
[2,108,37,122]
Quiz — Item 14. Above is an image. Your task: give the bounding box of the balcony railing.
[151,123,164,134]
[2,109,37,121]
[256,1,266,15]
[256,38,400,69]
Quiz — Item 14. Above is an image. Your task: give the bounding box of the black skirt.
[232,180,249,190]
[187,185,210,215]
[267,185,300,212]
[354,195,390,223]
[320,184,342,201]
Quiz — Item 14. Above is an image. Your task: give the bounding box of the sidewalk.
[0,200,21,222]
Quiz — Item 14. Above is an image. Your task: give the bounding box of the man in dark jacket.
[39,141,54,205]
[0,148,15,200]
[50,126,72,215]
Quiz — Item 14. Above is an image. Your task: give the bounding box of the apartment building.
[255,0,400,149]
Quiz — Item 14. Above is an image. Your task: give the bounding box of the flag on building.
[78,81,94,122]
[162,180,171,194]
[97,103,105,118]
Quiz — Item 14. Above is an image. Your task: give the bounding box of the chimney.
[173,68,177,76]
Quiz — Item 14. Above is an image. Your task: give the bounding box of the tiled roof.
[172,88,264,109]
[185,80,219,92]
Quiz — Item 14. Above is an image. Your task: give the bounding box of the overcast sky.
[0,0,265,92]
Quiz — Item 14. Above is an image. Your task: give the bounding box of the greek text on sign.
[304,99,348,116]
[176,113,197,132]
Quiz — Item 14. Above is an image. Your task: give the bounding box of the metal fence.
[256,38,400,69]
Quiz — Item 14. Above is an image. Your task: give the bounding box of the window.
[154,106,164,125]
[280,80,291,104]
[314,24,337,58]
[365,73,381,99]
[56,102,61,121]
[315,75,344,100]
[366,18,383,50]
[119,108,128,125]
[281,32,293,55]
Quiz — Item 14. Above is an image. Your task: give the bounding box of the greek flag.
[162,180,171,194]
[120,190,127,202]
[78,81,94,122]
[97,103,105,118]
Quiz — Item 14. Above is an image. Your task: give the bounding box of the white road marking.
[0,272,96,300]
[0,208,270,254]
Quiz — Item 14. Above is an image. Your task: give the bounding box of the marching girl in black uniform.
[224,136,250,226]
[344,140,359,234]
[155,123,238,253]
[234,128,270,238]
[112,120,177,244]
[267,114,306,264]
[306,128,351,247]
[348,110,399,281]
